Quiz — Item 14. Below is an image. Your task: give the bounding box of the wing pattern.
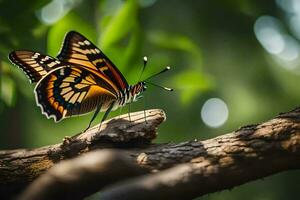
[9,31,131,123]
[9,51,62,83]
[57,31,128,91]
[35,66,118,122]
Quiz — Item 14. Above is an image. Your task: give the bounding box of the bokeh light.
[38,0,79,25]
[254,16,285,55]
[254,15,300,71]
[201,98,229,128]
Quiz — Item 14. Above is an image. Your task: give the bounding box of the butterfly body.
[9,31,147,127]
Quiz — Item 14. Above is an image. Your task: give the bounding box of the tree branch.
[2,107,300,200]
[0,109,165,198]
[18,150,147,200]
[99,108,300,200]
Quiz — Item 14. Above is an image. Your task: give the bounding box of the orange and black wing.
[57,31,128,91]
[34,66,118,122]
[9,51,63,83]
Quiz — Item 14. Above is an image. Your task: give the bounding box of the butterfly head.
[130,81,147,102]
[140,81,147,92]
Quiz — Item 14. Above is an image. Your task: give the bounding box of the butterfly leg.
[98,102,115,131]
[143,94,148,123]
[84,103,102,132]
[128,101,132,122]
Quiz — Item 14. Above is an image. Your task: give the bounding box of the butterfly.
[9,31,172,131]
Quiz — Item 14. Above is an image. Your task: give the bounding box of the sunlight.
[201,98,229,128]
[38,0,79,25]
[254,15,300,70]
[254,16,285,55]
[277,35,300,62]
[276,0,300,13]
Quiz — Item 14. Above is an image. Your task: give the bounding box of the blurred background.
[0,0,299,199]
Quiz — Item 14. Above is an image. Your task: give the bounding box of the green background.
[0,0,299,199]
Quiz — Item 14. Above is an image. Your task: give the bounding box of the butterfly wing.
[34,66,119,122]
[57,31,129,91]
[9,51,63,83]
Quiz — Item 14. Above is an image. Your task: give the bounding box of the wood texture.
[0,109,165,198]
[2,108,300,200]
[19,150,148,200]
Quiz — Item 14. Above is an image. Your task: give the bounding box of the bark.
[19,150,147,200]
[98,108,300,199]
[0,109,165,199]
[2,108,300,200]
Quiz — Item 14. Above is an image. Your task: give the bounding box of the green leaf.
[172,70,214,105]
[0,74,16,107]
[47,12,95,56]
[148,31,203,69]
[149,31,210,104]
[121,22,142,71]
[148,31,201,55]
[100,0,138,50]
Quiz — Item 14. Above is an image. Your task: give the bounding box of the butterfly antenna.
[145,81,173,91]
[144,66,171,81]
[138,56,148,82]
